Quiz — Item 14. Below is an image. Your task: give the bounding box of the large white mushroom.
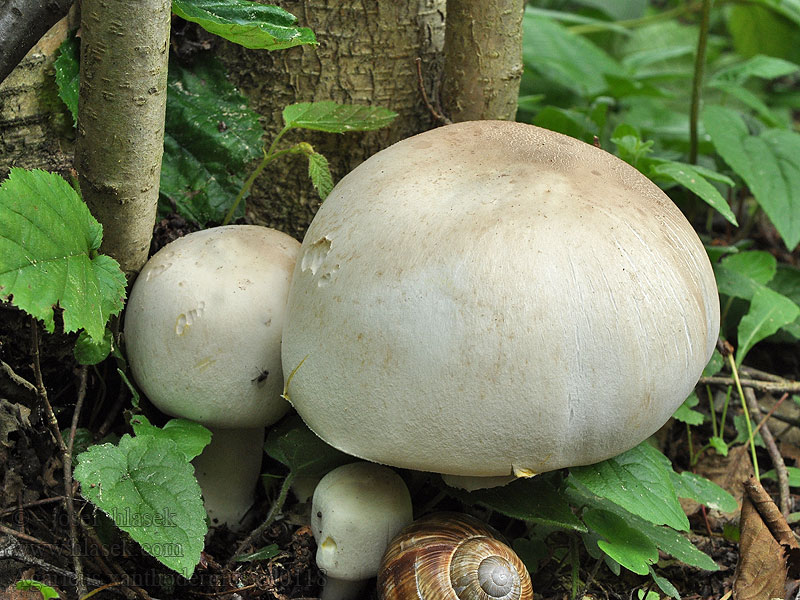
[282,120,719,483]
[124,225,300,528]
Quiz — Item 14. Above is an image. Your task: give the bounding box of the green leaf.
[650,161,737,225]
[232,543,280,562]
[669,471,738,512]
[0,169,127,342]
[15,580,60,599]
[445,475,587,532]
[762,466,800,487]
[710,55,800,84]
[672,392,704,426]
[569,442,689,531]
[307,152,334,200]
[282,101,398,133]
[74,328,113,365]
[264,414,352,478]
[732,414,765,448]
[568,486,720,571]
[54,33,79,126]
[703,350,724,377]
[172,0,316,50]
[130,415,212,461]
[708,436,729,456]
[582,508,658,575]
[723,251,778,286]
[727,4,800,63]
[649,567,681,600]
[522,11,623,97]
[74,435,207,577]
[160,56,263,225]
[736,285,800,364]
[703,105,800,250]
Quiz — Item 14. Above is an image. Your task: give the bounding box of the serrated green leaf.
[308,152,333,200]
[583,508,658,575]
[15,580,60,599]
[650,161,737,225]
[736,285,800,364]
[264,414,352,478]
[282,101,398,133]
[130,415,211,461]
[54,33,79,126]
[0,169,126,342]
[74,328,113,365]
[160,57,263,225]
[669,471,738,512]
[444,475,587,532]
[74,435,207,577]
[569,442,689,531]
[172,0,316,50]
[703,105,800,250]
[672,392,704,426]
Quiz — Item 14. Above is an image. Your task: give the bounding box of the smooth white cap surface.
[311,462,413,581]
[282,120,720,476]
[125,225,300,428]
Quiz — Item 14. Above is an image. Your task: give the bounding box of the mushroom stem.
[319,576,365,600]
[192,426,264,530]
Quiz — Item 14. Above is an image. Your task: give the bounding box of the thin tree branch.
[699,375,800,394]
[0,0,74,84]
[743,388,791,518]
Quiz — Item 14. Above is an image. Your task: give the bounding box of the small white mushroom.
[311,462,413,600]
[124,225,300,529]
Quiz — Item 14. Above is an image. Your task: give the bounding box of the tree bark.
[0,0,74,84]
[0,15,75,178]
[75,0,170,277]
[441,0,525,121]
[215,0,446,239]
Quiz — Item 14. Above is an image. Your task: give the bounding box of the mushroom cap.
[311,462,413,581]
[125,225,300,429]
[282,120,720,477]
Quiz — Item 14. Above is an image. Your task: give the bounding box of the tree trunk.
[215,0,446,239]
[0,15,75,179]
[441,0,525,121]
[75,0,170,277]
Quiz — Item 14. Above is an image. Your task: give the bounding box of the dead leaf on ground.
[681,444,752,527]
[733,477,799,600]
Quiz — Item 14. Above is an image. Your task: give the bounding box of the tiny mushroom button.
[311,462,413,600]
[124,225,300,529]
[282,120,720,488]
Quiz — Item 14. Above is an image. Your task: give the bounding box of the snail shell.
[378,513,533,600]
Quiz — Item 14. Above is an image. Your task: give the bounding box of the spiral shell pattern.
[378,513,533,600]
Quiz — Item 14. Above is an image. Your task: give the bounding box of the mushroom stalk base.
[192,426,265,531]
[319,576,365,600]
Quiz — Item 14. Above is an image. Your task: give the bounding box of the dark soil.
[1,215,798,600]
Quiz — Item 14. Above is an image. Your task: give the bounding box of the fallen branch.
[699,375,800,395]
[743,388,791,518]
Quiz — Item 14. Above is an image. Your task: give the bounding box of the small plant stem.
[728,354,759,480]
[221,126,293,226]
[229,472,296,565]
[743,388,791,517]
[688,0,712,165]
[31,319,87,597]
[567,2,701,35]
[686,421,695,465]
[706,385,718,438]
[717,386,733,444]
